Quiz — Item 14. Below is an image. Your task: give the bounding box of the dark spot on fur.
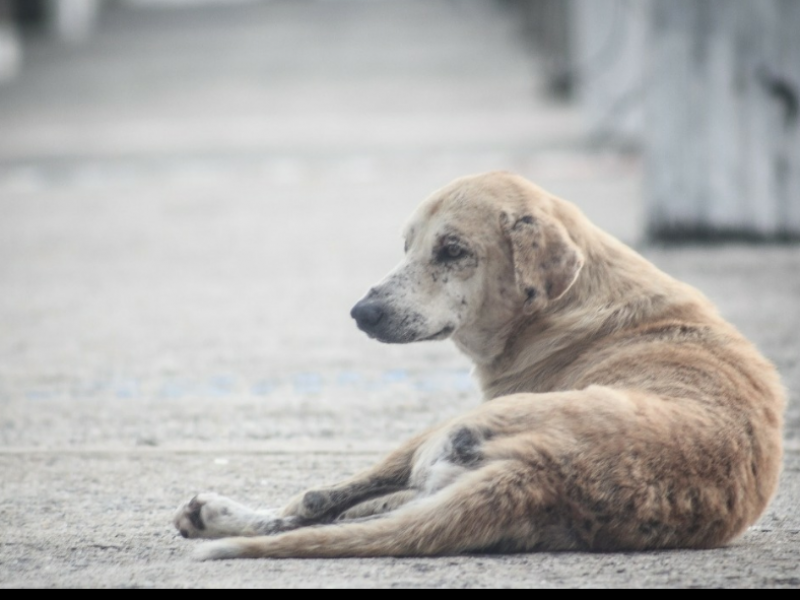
[520,216,535,225]
[188,509,205,532]
[179,529,189,538]
[254,519,275,534]
[255,517,300,535]
[449,427,483,466]
[641,323,709,343]
[220,507,231,517]
[404,228,416,253]
[303,491,329,515]
[525,287,538,301]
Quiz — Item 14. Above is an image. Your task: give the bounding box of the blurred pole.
[646,0,800,241]
[0,0,22,83]
[47,0,102,43]
[571,0,650,146]
[505,0,574,97]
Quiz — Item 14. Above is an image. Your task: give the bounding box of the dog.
[174,171,785,560]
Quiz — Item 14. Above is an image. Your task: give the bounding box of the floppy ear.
[500,212,585,314]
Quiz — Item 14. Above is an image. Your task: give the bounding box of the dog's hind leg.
[194,459,563,560]
[338,490,419,521]
[278,429,436,523]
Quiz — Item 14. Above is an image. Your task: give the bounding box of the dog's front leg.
[174,493,304,540]
[174,430,435,539]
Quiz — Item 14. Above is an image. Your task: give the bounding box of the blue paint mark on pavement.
[251,380,275,396]
[293,372,323,395]
[114,380,139,399]
[382,370,409,383]
[159,380,190,399]
[208,375,236,397]
[17,369,476,402]
[336,371,362,386]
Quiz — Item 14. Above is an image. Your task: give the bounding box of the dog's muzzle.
[350,292,426,344]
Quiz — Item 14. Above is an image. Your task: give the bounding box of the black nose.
[351,300,385,331]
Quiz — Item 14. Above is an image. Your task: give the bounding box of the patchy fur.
[175,172,785,560]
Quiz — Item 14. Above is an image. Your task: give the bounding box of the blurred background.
[2,3,800,587]
[0,0,798,451]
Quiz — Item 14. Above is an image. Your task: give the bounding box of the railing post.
[47,0,102,43]
[505,0,574,96]
[570,0,650,146]
[0,0,22,83]
[645,0,800,240]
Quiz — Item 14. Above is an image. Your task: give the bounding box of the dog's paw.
[173,493,233,539]
[174,493,279,540]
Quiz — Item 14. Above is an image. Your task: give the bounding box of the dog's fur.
[175,172,785,560]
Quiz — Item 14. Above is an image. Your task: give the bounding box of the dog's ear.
[500,212,584,314]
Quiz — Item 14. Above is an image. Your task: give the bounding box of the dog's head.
[351,172,585,351]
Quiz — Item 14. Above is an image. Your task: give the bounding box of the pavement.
[0,0,798,589]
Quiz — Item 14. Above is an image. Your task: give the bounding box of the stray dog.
[175,172,785,560]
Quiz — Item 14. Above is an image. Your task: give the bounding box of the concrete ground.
[0,0,798,588]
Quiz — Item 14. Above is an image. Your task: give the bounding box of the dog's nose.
[351,300,385,331]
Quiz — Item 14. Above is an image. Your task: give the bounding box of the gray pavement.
[0,0,798,588]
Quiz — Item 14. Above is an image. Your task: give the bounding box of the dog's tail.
[193,460,554,560]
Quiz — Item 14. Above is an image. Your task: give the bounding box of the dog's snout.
[351,300,385,331]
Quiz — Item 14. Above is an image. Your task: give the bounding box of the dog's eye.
[438,243,466,262]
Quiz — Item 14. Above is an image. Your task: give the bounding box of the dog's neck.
[456,200,715,400]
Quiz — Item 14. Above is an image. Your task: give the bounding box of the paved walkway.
[0,0,798,588]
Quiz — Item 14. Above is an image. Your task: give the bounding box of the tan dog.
[175,172,785,560]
